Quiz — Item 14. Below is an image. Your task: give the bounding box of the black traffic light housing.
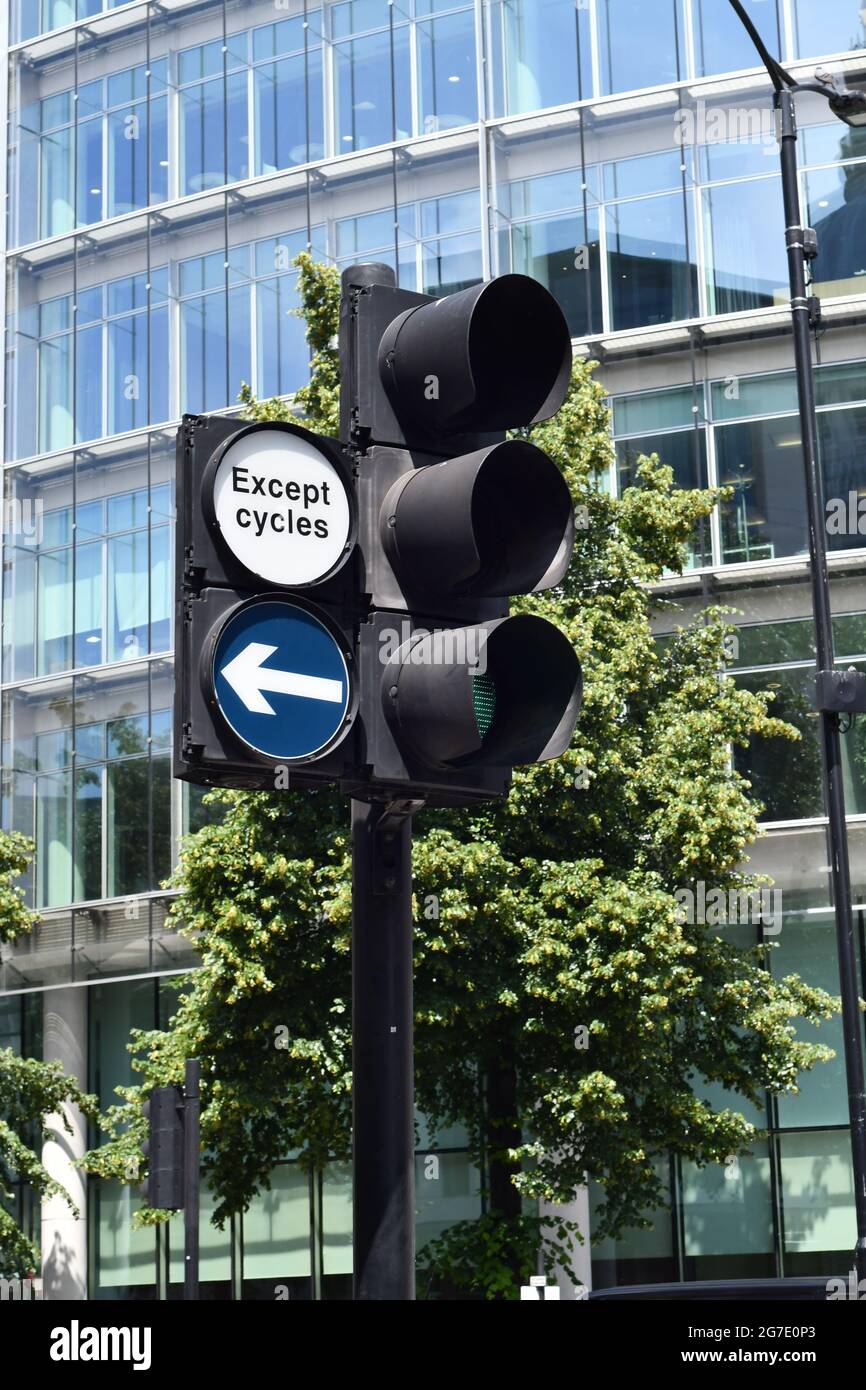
[340,262,582,805]
[141,1086,184,1211]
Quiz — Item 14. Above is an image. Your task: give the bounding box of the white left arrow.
[220,642,344,716]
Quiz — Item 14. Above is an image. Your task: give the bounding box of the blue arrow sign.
[212,600,351,761]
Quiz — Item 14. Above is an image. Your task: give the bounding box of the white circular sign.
[211,429,352,586]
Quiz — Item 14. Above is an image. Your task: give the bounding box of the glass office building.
[2,0,866,1296]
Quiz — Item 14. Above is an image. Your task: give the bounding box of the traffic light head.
[381,614,581,771]
[378,273,573,440]
[380,438,575,600]
[141,1086,184,1211]
[340,263,583,803]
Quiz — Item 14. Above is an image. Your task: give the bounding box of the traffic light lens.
[472,671,497,738]
[467,276,572,429]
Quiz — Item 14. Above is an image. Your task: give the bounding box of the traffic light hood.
[380,439,575,599]
[382,614,581,770]
[378,273,572,437]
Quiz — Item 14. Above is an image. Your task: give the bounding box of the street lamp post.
[728,0,866,1281]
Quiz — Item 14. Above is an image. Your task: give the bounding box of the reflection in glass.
[703,176,787,314]
[616,429,708,567]
[810,133,866,298]
[417,9,477,133]
[692,0,779,78]
[717,416,808,564]
[597,0,685,96]
[791,0,866,60]
[511,210,602,338]
[334,27,410,151]
[606,192,697,329]
[780,1130,855,1274]
[734,669,823,821]
[496,0,592,114]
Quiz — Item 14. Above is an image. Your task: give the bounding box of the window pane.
[107,107,148,217]
[511,211,602,338]
[40,334,73,454]
[614,385,697,434]
[334,27,410,152]
[417,11,477,134]
[36,771,72,908]
[107,757,151,897]
[38,548,73,675]
[77,118,103,227]
[250,45,324,168]
[692,0,779,78]
[181,294,227,414]
[590,1159,675,1287]
[703,177,787,315]
[597,0,685,96]
[76,324,103,444]
[75,539,103,667]
[790,0,866,60]
[681,1145,774,1280]
[152,755,172,888]
[107,315,148,435]
[108,532,148,662]
[774,913,849,1128]
[734,669,822,821]
[74,764,103,901]
[606,192,697,330]
[180,79,226,194]
[499,0,592,113]
[41,126,74,238]
[616,429,709,567]
[717,417,807,564]
[150,526,172,656]
[255,276,309,399]
[242,1164,311,1287]
[322,1162,352,1276]
[94,1182,156,1292]
[780,1130,855,1273]
[809,157,866,300]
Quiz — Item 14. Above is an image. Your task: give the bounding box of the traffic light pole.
[183,1058,200,1301]
[351,797,423,1300]
[726,0,866,1279]
[776,89,866,1282]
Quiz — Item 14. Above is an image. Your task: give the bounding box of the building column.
[539,1184,593,1299]
[41,987,88,1300]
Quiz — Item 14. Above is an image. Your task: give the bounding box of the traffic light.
[340,263,582,803]
[141,1086,184,1210]
[174,413,359,791]
[174,265,581,805]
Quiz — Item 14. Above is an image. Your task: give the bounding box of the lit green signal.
[472,671,497,739]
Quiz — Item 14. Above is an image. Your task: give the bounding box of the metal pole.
[776,87,866,1280]
[351,797,419,1300]
[183,1058,200,1301]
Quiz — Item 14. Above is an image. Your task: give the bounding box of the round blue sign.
[212,600,351,761]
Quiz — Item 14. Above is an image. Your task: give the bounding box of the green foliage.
[417,1213,580,1301]
[0,833,99,1277]
[82,256,837,1296]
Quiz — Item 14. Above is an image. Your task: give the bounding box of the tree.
[83,255,836,1297]
[0,832,98,1278]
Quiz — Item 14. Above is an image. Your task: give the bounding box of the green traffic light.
[472,671,497,740]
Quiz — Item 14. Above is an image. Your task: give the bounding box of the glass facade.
[2,0,866,1296]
